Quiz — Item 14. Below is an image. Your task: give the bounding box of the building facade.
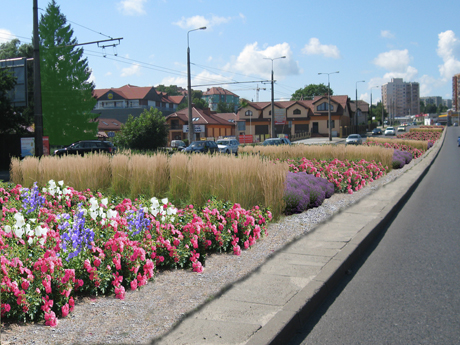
[202,87,239,111]
[92,84,185,123]
[382,78,420,120]
[420,96,443,107]
[453,73,460,113]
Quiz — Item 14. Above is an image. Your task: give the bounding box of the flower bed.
[0,180,271,326]
[396,131,441,142]
[364,140,424,159]
[392,149,413,169]
[287,158,387,194]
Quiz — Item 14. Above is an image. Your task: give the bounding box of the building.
[92,84,185,123]
[382,78,420,121]
[165,107,237,144]
[420,96,443,107]
[453,73,460,113]
[442,99,452,109]
[202,87,239,111]
[236,95,356,142]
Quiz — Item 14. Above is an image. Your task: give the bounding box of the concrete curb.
[247,130,446,345]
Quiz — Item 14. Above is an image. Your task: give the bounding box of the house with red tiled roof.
[165,107,237,145]
[92,84,185,123]
[202,87,239,111]
[236,95,355,142]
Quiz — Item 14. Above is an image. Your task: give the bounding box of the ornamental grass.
[366,137,429,151]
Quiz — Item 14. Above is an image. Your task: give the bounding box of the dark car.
[372,128,383,135]
[262,138,292,146]
[183,140,218,154]
[54,140,116,156]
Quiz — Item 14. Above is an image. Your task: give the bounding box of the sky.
[1,0,460,107]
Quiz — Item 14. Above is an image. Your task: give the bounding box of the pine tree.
[39,0,98,146]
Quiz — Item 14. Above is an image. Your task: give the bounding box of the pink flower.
[130,279,138,291]
[93,258,101,267]
[21,280,30,290]
[61,303,69,317]
[115,285,125,300]
[69,297,75,312]
[44,311,58,327]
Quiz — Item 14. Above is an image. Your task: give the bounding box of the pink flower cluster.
[364,141,424,159]
[288,158,387,194]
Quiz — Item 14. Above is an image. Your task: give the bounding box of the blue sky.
[1,0,460,107]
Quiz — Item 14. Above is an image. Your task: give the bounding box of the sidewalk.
[152,132,444,345]
[293,137,346,145]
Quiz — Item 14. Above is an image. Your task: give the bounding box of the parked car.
[384,127,396,136]
[372,128,383,135]
[262,138,292,146]
[183,140,218,154]
[345,134,363,145]
[54,140,116,156]
[216,138,239,154]
[397,125,406,132]
[170,140,186,151]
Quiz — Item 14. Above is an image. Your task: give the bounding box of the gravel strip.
[0,152,428,345]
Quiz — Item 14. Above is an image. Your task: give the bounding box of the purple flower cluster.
[126,206,151,237]
[283,172,334,215]
[20,182,45,214]
[59,206,95,261]
[392,149,413,169]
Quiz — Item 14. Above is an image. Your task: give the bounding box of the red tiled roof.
[93,84,154,100]
[95,118,123,131]
[166,107,235,126]
[203,87,239,97]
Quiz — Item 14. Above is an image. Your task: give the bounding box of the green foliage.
[216,101,236,113]
[290,83,332,101]
[177,89,207,110]
[370,101,388,124]
[39,0,98,146]
[155,84,181,96]
[112,107,168,150]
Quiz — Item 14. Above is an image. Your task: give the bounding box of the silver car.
[346,134,363,145]
[216,139,239,154]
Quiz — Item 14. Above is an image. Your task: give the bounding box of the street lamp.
[318,71,339,141]
[370,86,379,129]
[355,80,365,133]
[187,26,206,144]
[264,56,286,138]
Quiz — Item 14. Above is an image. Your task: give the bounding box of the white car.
[384,127,396,136]
[216,139,239,155]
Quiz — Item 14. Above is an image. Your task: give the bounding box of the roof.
[203,87,239,98]
[93,84,161,101]
[349,100,369,112]
[95,118,123,131]
[165,107,236,126]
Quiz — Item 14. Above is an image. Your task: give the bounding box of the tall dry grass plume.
[168,153,191,205]
[368,137,428,151]
[10,158,23,185]
[409,128,443,133]
[20,156,40,187]
[111,154,130,196]
[128,153,169,200]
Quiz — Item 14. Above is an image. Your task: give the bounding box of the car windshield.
[216,140,230,145]
[387,127,394,130]
[190,141,204,147]
[348,135,359,139]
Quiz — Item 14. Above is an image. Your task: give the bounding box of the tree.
[369,101,388,124]
[113,107,168,150]
[155,84,182,96]
[178,89,208,110]
[0,69,30,134]
[216,101,236,113]
[39,0,98,146]
[0,39,34,126]
[290,84,332,101]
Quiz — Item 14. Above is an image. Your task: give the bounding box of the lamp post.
[355,80,365,133]
[187,26,206,144]
[370,86,379,129]
[264,56,285,138]
[318,71,339,141]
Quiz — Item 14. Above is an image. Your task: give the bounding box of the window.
[317,102,334,111]
[245,110,253,117]
[327,120,335,129]
[293,109,301,115]
[295,124,309,133]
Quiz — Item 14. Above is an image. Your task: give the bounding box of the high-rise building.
[420,96,443,107]
[453,73,460,112]
[382,78,420,120]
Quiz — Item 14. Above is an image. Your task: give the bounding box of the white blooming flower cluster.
[148,197,177,223]
[3,212,48,245]
[87,197,118,227]
[42,180,72,200]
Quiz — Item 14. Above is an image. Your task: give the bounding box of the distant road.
[289,126,460,344]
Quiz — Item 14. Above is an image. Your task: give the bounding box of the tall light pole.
[355,80,365,133]
[187,26,206,144]
[264,56,285,138]
[318,71,339,141]
[33,0,43,157]
[370,85,379,129]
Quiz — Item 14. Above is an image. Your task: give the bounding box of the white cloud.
[173,15,232,30]
[228,42,300,80]
[159,70,233,91]
[436,30,460,79]
[117,0,147,16]
[0,29,16,44]
[105,71,113,77]
[381,30,395,39]
[301,38,341,59]
[121,63,141,77]
[88,72,96,84]
[373,49,412,72]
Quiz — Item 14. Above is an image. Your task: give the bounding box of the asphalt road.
[289,126,460,345]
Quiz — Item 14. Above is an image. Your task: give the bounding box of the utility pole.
[264,56,285,138]
[33,0,43,157]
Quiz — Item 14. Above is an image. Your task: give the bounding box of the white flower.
[42,187,47,193]
[167,207,178,216]
[90,211,98,220]
[3,225,11,233]
[39,237,46,245]
[26,225,34,237]
[161,198,168,205]
[151,208,159,217]
[89,198,99,211]
[161,216,166,222]
[82,209,88,216]
[48,180,56,188]
[14,227,24,238]
[99,209,106,218]
[28,237,34,245]
[58,180,64,186]
[143,207,148,214]
[107,209,118,219]
[150,197,159,209]
[101,219,107,226]
[101,198,108,207]
[29,218,37,223]
[35,225,47,237]
[14,213,25,228]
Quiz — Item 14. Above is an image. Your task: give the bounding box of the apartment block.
[453,73,460,112]
[420,96,442,107]
[382,78,420,119]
